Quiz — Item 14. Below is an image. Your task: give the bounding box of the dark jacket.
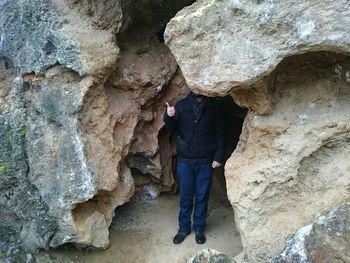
[163,92,225,164]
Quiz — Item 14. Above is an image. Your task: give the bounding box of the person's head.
[195,94,204,99]
[191,91,205,102]
[191,91,205,98]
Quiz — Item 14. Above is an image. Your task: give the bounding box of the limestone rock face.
[0,0,119,76]
[109,7,190,193]
[165,0,350,109]
[225,52,350,262]
[0,0,191,254]
[165,1,350,261]
[271,203,350,263]
[23,67,117,248]
[0,58,57,261]
[0,0,127,251]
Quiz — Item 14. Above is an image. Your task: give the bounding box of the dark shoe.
[173,231,190,244]
[195,231,206,244]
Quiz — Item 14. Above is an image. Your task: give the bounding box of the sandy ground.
[36,174,242,263]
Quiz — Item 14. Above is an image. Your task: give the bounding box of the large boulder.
[272,203,350,263]
[187,249,236,263]
[165,0,350,112]
[165,1,350,262]
[228,52,350,262]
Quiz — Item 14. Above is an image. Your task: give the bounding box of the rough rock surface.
[0,0,119,76]
[0,0,125,252]
[165,0,350,112]
[110,0,195,194]
[165,1,350,262]
[0,0,194,256]
[271,203,350,263]
[2,0,350,262]
[226,52,350,262]
[110,22,188,193]
[187,248,236,263]
[0,58,57,262]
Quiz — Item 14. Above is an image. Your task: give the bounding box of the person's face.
[194,93,204,99]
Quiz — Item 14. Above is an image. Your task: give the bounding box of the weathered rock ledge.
[165,0,350,114]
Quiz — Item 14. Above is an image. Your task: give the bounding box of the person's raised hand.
[166,102,176,117]
[212,161,222,169]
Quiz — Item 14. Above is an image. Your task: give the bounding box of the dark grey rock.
[0,104,57,262]
[22,66,97,247]
[0,0,82,74]
[270,225,313,263]
[0,226,31,263]
[187,249,236,263]
[305,203,350,263]
[271,203,350,263]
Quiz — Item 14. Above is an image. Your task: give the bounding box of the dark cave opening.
[127,94,247,197]
[111,94,247,262]
[69,0,246,260]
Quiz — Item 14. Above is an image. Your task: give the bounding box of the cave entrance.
[43,0,245,261]
[106,2,245,260]
[107,95,246,263]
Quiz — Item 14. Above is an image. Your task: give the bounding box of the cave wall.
[227,52,350,262]
[0,56,57,261]
[0,0,122,254]
[165,0,350,98]
[0,0,195,258]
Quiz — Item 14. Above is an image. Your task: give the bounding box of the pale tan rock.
[110,24,188,190]
[50,12,188,248]
[1,0,190,252]
[166,1,350,261]
[52,0,120,78]
[0,57,15,113]
[226,53,350,262]
[74,211,110,248]
[128,69,189,190]
[165,0,350,100]
[11,0,131,248]
[34,5,188,248]
[72,165,135,248]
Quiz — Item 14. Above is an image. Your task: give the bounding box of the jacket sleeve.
[213,102,225,164]
[163,105,179,133]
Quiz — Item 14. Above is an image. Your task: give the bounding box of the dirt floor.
[36,173,242,263]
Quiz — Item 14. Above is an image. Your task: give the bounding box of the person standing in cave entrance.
[163,91,224,245]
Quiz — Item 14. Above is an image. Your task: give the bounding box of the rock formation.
[187,248,236,263]
[0,56,57,262]
[226,52,350,262]
[165,0,350,262]
[0,0,193,258]
[165,0,350,113]
[1,0,125,255]
[1,0,350,262]
[272,203,350,263]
